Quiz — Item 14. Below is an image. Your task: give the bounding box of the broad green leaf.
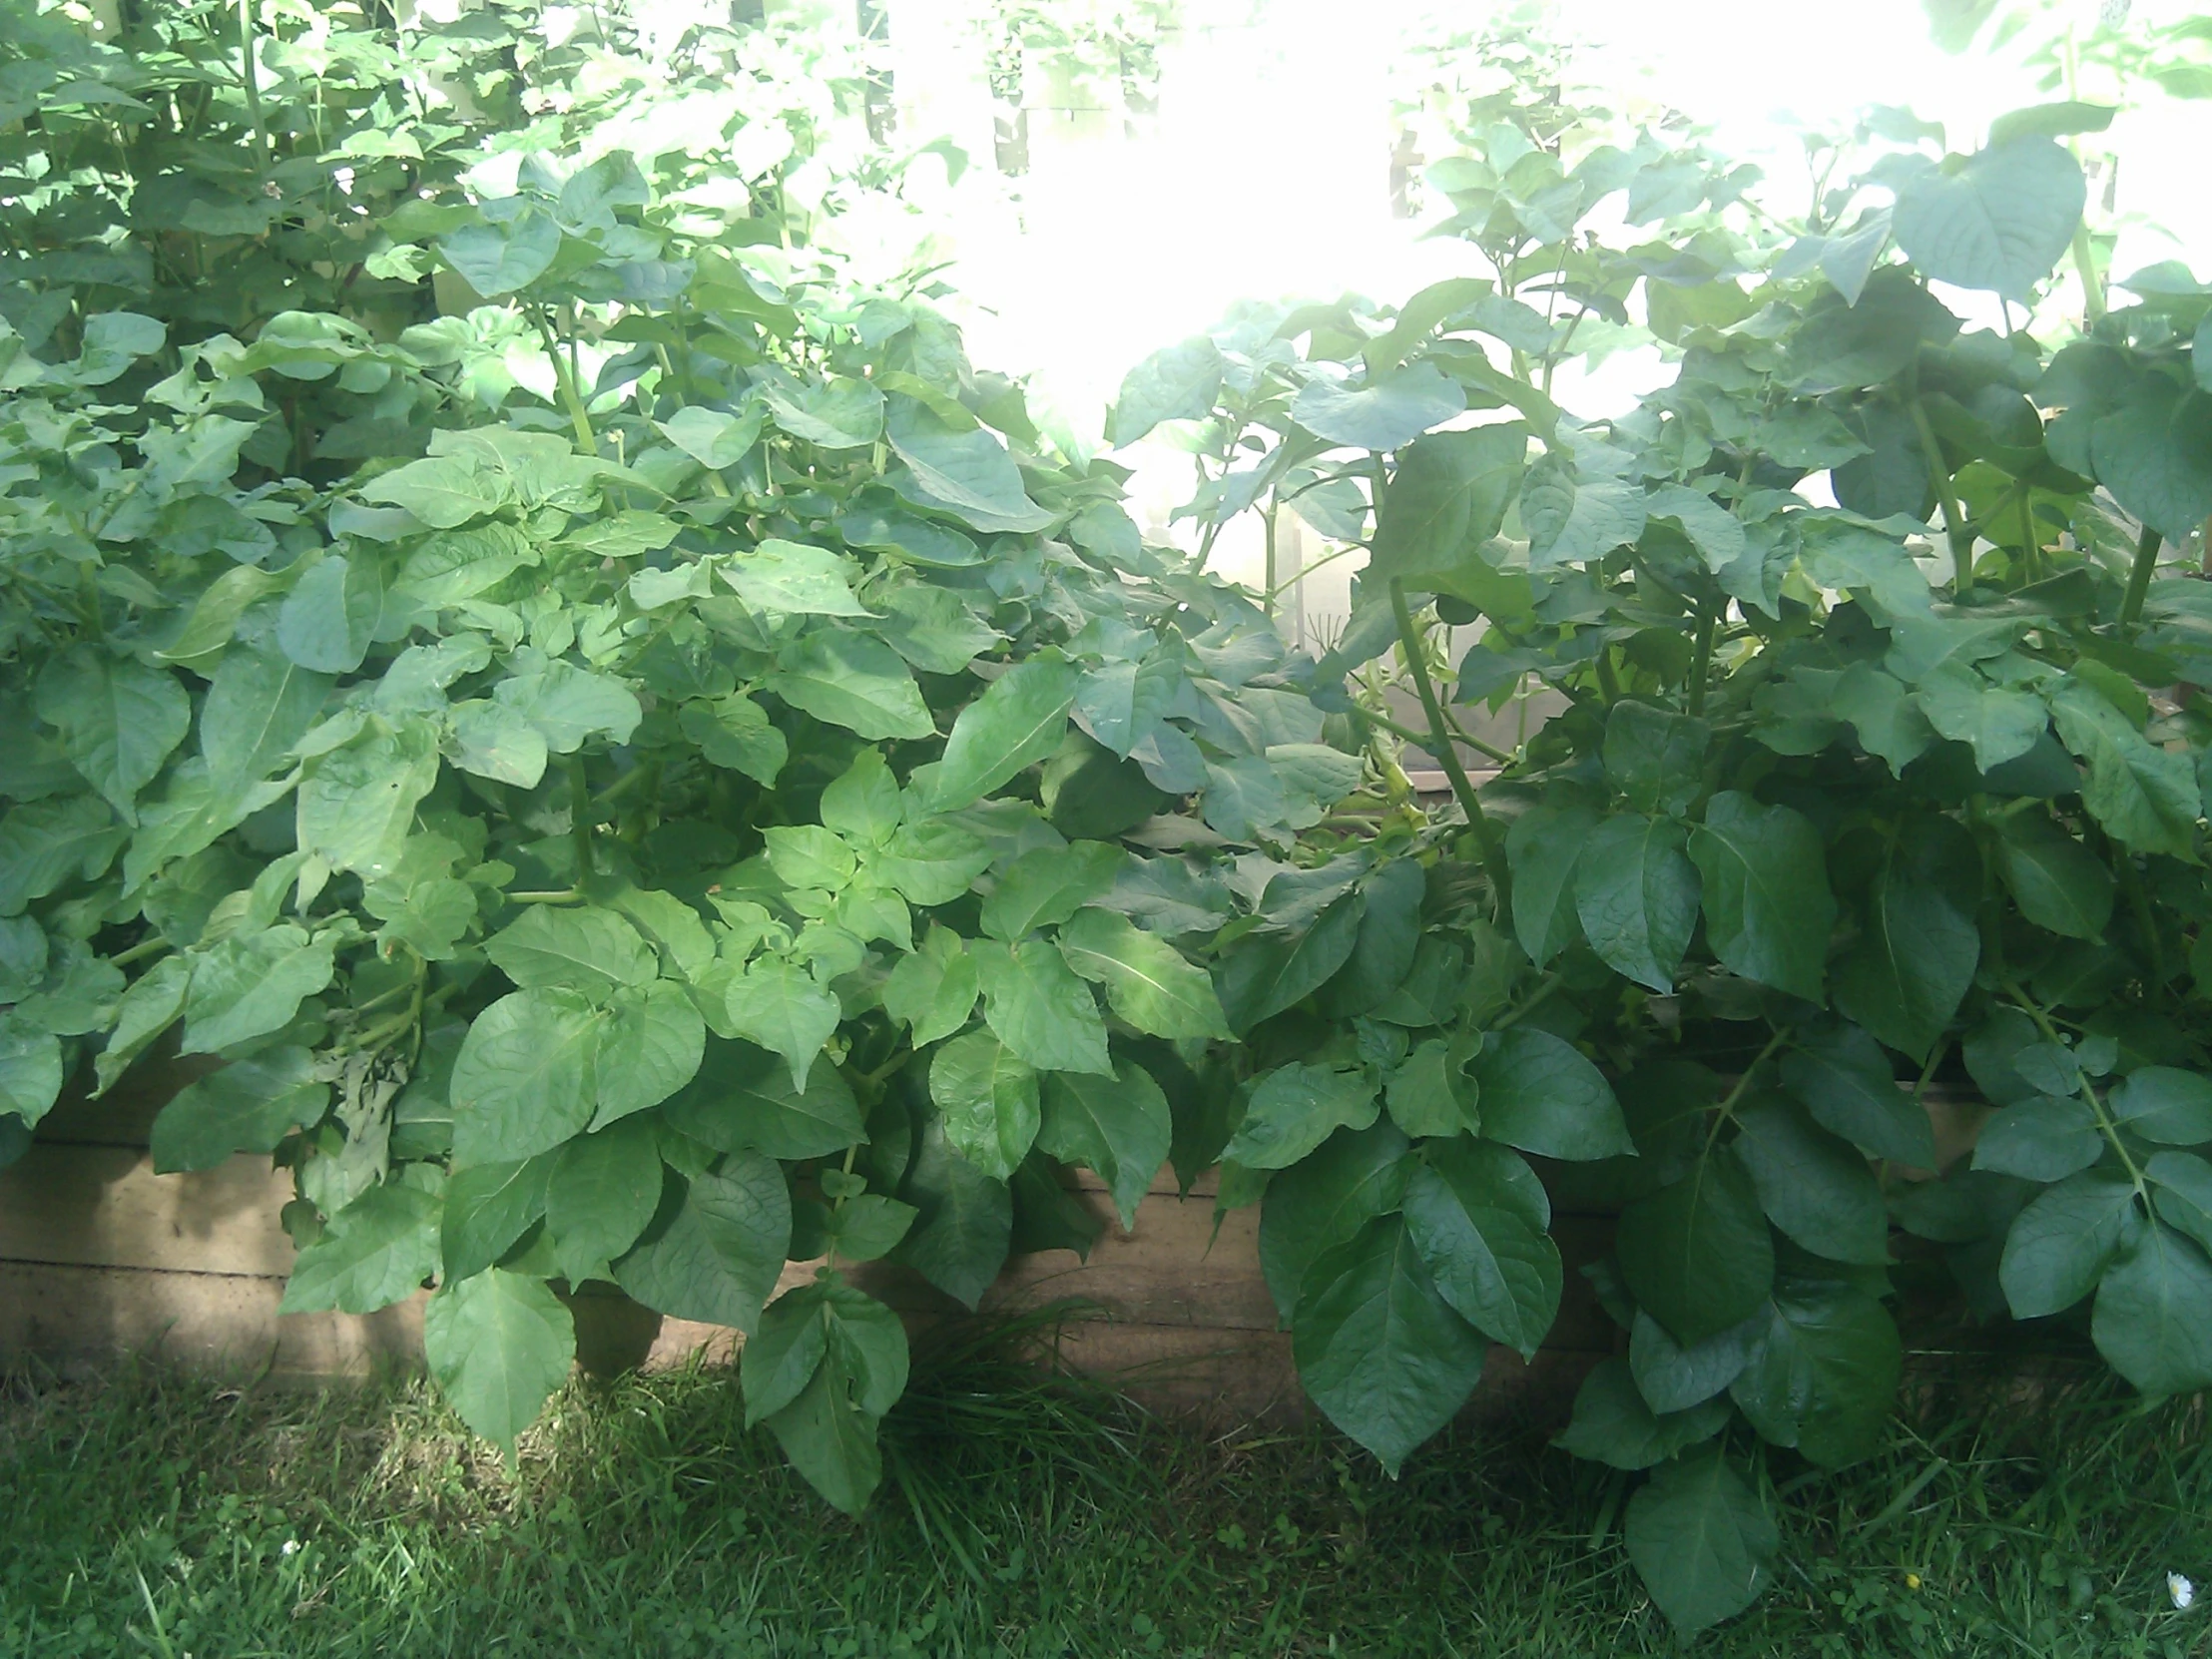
[0,1018,62,1131]
[760,373,884,449]
[1292,1214,1487,1476]
[1828,662,1936,774]
[1037,1061,1172,1228]
[893,1107,1013,1309]
[485,904,656,993]
[613,1154,792,1333]
[423,1270,575,1449]
[359,453,511,529]
[1780,1025,1935,1167]
[657,404,765,469]
[1689,792,1835,1003]
[929,656,1079,813]
[281,1182,439,1314]
[1730,1283,1902,1466]
[1999,1170,2143,1318]
[1893,138,2085,298]
[1645,482,1747,572]
[276,555,382,674]
[680,694,787,785]
[1056,906,1231,1039]
[1630,1307,1765,1414]
[2110,1067,2212,1145]
[1833,817,1979,1061]
[545,1116,664,1282]
[1383,1039,1475,1138]
[1997,816,2114,940]
[1554,1357,1728,1469]
[874,820,993,906]
[875,583,999,676]
[1623,1446,1778,1636]
[1787,271,1962,393]
[1913,665,2047,773]
[820,749,904,846]
[760,1347,882,1516]
[766,630,935,742]
[451,702,549,789]
[974,938,1112,1076]
[2092,1222,2212,1395]
[881,927,981,1047]
[883,396,1050,531]
[1075,656,1180,758]
[2089,380,2212,543]
[929,1029,1041,1181]
[395,524,536,606]
[441,1155,554,1282]
[1258,1121,1412,1320]
[149,1046,327,1172]
[34,648,190,820]
[2049,682,2199,858]
[296,721,440,880]
[492,662,642,752]
[1732,1097,1891,1265]
[449,988,601,1166]
[0,796,127,916]
[2147,1150,2212,1255]
[94,955,191,1095]
[1319,857,1426,1019]
[1368,425,1525,582]
[438,212,562,296]
[1223,1061,1381,1171]
[1401,1139,1560,1360]
[1573,813,1699,992]
[742,1281,833,1426]
[1291,362,1466,453]
[1618,1150,1775,1345]
[1973,1094,2103,1181]
[181,923,335,1054]
[1520,453,1647,567]
[202,646,331,796]
[662,1036,864,1160]
[981,841,1124,941]
[1470,1028,1634,1161]
[1603,702,1709,817]
[724,960,841,1092]
[1506,804,1596,966]
[764,826,857,890]
[1109,338,1224,446]
[823,1194,917,1263]
[723,539,872,618]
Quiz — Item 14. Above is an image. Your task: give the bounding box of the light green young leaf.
[34,648,191,822]
[1893,138,2084,298]
[881,927,981,1047]
[928,656,1079,814]
[974,937,1112,1076]
[276,555,383,674]
[1109,337,1224,446]
[281,1182,440,1314]
[423,1269,576,1449]
[662,1035,865,1160]
[149,1046,327,1172]
[545,1116,665,1283]
[449,988,601,1165]
[680,694,788,785]
[765,629,935,742]
[485,904,657,994]
[723,539,873,618]
[929,1029,1041,1181]
[1291,362,1466,453]
[181,923,335,1053]
[981,842,1125,941]
[724,960,841,1092]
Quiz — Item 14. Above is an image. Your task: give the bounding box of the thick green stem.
[1687,604,1717,718]
[2119,524,2162,628]
[1908,398,1973,602]
[2071,222,2106,324]
[1389,578,1507,903]
[531,305,596,453]
[569,759,594,879]
[238,0,269,167]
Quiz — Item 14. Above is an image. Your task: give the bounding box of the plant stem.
[238,0,269,168]
[1908,398,1973,602]
[1703,1024,1795,1156]
[508,888,584,904]
[2119,524,2162,627]
[1687,603,1717,718]
[569,758,595,878]
[109,936,172,969]
[530,305,596,453]
[2071,222,2106,324]
[1492,971,1561,1031]
[1388,578,1507,902]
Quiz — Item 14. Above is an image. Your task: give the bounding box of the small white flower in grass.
[2169,1572,2194,1610]
[281,1538,299,1557]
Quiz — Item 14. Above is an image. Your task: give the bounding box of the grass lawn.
[2,1316,2208,1658]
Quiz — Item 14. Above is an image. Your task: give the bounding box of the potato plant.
[1120,28,2212,1632]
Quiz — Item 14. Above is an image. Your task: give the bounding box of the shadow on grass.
[2,1310,2209,1658]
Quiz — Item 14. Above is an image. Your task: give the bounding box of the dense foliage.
[6,0,2212,1639]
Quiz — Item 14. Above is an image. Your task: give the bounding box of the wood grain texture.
[0,1262,421,1380]
[0,1143,298,1277]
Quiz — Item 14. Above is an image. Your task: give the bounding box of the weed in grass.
[2,1331,2210,1657]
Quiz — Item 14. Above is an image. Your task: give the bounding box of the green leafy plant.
[0,0,1364,1521]
[1107,23,2212,1634]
